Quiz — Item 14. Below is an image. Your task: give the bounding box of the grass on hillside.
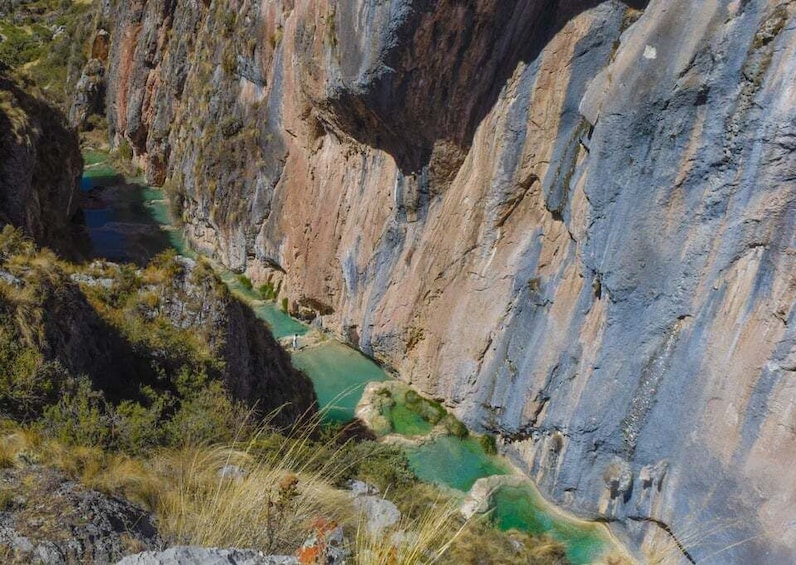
[0,418,577,564]
[0,421,429,560]
[0,227,574,562]
[0,0,96,108]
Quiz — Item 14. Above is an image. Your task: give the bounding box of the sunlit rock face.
[104,1,796,561]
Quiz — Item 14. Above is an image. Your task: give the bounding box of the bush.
[113,390,170,454]
[42,377,112,448]
[341,441,417,492]
[220,116,243,138]
[478,433,498,455]
[165,380,251,447]
[443,414,468,439]
[237,274,253,291]
[116,139,133,161]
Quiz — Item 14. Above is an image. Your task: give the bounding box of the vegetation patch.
[0,0,97,109]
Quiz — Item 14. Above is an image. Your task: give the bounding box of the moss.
[237,274,253,290]
[404,390,446,425]
[442,414,468,438]
[478,433,498,455]
[259,281,278,301]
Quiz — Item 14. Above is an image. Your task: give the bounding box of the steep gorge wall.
[104,0,796,561]
[0,72,82,254]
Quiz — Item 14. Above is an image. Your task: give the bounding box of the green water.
[387,402,434,436]
[492,485,611,565]
[79,153,617,562]
[81,152,121,187]
[216,271,307,338]
[252,302,308,338]
[291,341,389,423]
[406,435,510,492]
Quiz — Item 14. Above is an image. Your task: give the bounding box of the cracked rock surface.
[102,1,796,561]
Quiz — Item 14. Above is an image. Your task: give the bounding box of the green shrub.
[113,389,171,454]
[42,377,112,448]
[443,414,468,439]
[0,309,70,419]
[341,441,417,492]
[478,433,498,455]
[165,380,250,447]
[281,297,288,312]
[237,274,253,291]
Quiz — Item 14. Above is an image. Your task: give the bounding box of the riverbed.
[78,153,626,564]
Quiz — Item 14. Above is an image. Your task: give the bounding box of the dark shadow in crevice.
[0,71,87,259]
[321,0,650,178]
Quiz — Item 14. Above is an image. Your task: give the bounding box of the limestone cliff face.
[103,0,796,561]
[0,72,82,254]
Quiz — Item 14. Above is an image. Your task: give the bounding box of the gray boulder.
[116,547,298,565]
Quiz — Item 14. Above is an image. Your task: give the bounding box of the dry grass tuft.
[354,495,466,565]
[0,428,42,467]
[154,438,352,554]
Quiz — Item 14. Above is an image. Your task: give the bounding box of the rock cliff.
[0,71,82,255]
[44,258,316,426]
[102,0,796,561]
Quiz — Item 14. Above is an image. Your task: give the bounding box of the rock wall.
[103,0,796,561]
[47,259,317,426]
[0,72,82,255]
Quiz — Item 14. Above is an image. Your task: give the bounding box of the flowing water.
[292,341,389,423]
[79,153,621,564]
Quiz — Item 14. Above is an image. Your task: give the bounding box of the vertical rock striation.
[103,0,796,561]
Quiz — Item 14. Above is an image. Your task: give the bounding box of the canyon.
[0,71,82,256]
[76,0,796,562]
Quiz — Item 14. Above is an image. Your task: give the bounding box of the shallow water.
[253,302,309,339]
[492,484,611,565]
[291,341,389,423]
[79,154,618,562]
[216,271,308,338]
[405,435,510,492]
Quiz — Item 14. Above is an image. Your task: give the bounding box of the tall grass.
[155,442,351,553]
[354,495,466,565]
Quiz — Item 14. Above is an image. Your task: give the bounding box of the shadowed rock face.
[0,72,82,255]
[104,0,796,561]
[304,0,649,179]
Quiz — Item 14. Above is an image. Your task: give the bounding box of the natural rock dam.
[93,0,796,561]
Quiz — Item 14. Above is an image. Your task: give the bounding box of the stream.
[79,153,624,564]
